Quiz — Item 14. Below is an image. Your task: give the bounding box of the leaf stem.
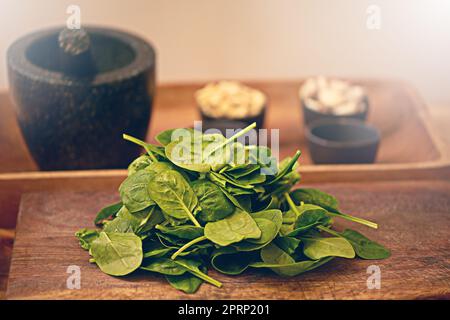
[284,193,301,216]
[203,122,257,159]
[189,269,222,288]
[317,225,341,237]
[184,208,202,228]
[326,212,378,229]
[123,134,158,162]
[171,235,207,260]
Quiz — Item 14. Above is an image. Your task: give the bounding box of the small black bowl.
[306,118,380,164]
[200,106,266,129]
[301,97,369,125]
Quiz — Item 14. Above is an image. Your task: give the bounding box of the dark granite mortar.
[7,26,156,170]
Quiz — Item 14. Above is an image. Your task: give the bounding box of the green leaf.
[94,202,122,225]
[145,161,176,176]
[166,272,204,294]
[280,210,297,235]
[225,164,260,179]
[141,258,187,275]
[260,242,295,265]
[290,188,339,212]
[173,258,222,288]
[223,170,266,185]
[156,224,204,240]
[102,206,141,233]
[209,172,253,190]
[250,209,283,230]
[143,241,174,258]
[128,155,153,176]
[211,247,259,275]
[290,189,378,229]
[101,206,161,235]
[285,205,331,236]
[119,170,155,213]
[302,237,355,260]
[274,237,301,256]
[148,169,201,226]
[136,206,165,234]
[75,228,99,250]
[90,232,143,276]
[165,133,229,173]
[156,128,195,146]
[233,209,283,251]
[251,242,333,276]
[267,151,301,185]
[218,186,251,212]
[191,180,234,222]
[204,209,261,246]
[340,229,391,259]
[250,257,334,277]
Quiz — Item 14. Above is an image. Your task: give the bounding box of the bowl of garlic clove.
[195,81,267,128]
[299,77,369,125]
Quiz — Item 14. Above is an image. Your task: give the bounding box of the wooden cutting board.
[6,180,450,299]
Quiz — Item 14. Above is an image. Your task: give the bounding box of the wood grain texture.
[6,180,450,300]
[0,238,13,300]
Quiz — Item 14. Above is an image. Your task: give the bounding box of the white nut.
[196,81,266,119]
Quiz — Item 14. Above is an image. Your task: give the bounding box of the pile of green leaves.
[76,123,390,294]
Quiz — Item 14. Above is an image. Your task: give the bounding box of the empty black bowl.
[301,97,369,125]
[306,119,380,164]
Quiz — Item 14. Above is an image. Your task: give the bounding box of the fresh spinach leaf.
[340,229,391,259]
[119,170,156,213]
[290,188,339,212]
[173,258,222,288]
[148,169,201,227]
[94,201,122,225]
[166,271,204,294]
[90,232,143,276]
[141,257,187,275]
[128,155,153,176]
[211,247,259,275]
[191,180,234,222]
[156,128,196,146]
[155,224,204,240]
[302,237,355,260]
[250,257,334,277]
[75,228,99,250]
[204,209,261,246]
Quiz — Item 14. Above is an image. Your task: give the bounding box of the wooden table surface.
[1,82,450,299]
[6,180,450,300]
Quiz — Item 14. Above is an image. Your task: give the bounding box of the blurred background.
[1,0,450,301]
[1,0,450,106]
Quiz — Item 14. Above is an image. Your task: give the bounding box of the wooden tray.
[1,80,449,174]
[1,80,449,230]
[5,180,450,300]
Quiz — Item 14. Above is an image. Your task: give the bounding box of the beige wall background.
[1,0,449,105]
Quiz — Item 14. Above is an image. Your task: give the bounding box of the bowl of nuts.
[195,81,267,128]
[299,77,369,125]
